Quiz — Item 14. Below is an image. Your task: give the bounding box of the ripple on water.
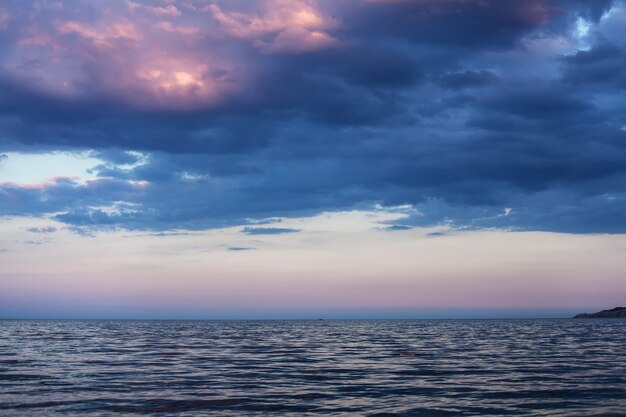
[0,319,625,416]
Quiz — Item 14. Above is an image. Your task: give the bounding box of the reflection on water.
[0,319,625,416]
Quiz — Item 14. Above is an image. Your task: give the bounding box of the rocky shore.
[574,307,626,318]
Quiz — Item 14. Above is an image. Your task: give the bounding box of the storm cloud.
[1,0,625,233]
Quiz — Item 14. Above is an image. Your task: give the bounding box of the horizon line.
[0,316,582,321]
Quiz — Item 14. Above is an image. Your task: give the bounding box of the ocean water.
[0,320,625,416]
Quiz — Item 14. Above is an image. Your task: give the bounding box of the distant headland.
[574,307,626,318]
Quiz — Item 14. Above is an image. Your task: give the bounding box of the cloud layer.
[1,0,625,233]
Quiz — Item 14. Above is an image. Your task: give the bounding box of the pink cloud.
[17,28,61,48]
[512,1,552,25]
[209,0,340,53]
[254,26,337,54]
[154,21,199,35]
[4,6,240,109]
[127,2,182,17]
[1,0,343,111]
[56,20,141,46]
[2,0,556,112]
[0,9,9,29]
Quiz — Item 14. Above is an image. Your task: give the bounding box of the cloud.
[0,9,8,30]
[128,2,181,17]
[227,247,256,251]
[437,70,501,90]
[383,225,413,231]
[149,231,193,237]
[0,0,625,234]
[561,40,626,89]
[241,227,301,235]
[26,226,57,233]
[209,0,339,54]
[349,0,554,49]
[153,21,199,36]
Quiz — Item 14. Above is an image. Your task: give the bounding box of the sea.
[0,319,625,416]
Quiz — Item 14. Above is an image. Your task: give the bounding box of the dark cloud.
[383,225,413,232]
[92,150,143,166]
[480,84,592,120]
[572,0,616,21]
[346,0,552,48]
[227,247,256,251]
[561,40,626,90]
[437,70,501,90]
[0,0,625,233]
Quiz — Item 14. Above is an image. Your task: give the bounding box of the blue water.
[0,319,625,416]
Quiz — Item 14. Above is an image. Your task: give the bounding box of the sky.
[0,0,625,318]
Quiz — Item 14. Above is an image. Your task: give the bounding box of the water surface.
[1,319,625,416]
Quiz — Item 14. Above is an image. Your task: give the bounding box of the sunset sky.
[1,0,625,318]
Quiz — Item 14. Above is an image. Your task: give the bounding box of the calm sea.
[1,319,625,416]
